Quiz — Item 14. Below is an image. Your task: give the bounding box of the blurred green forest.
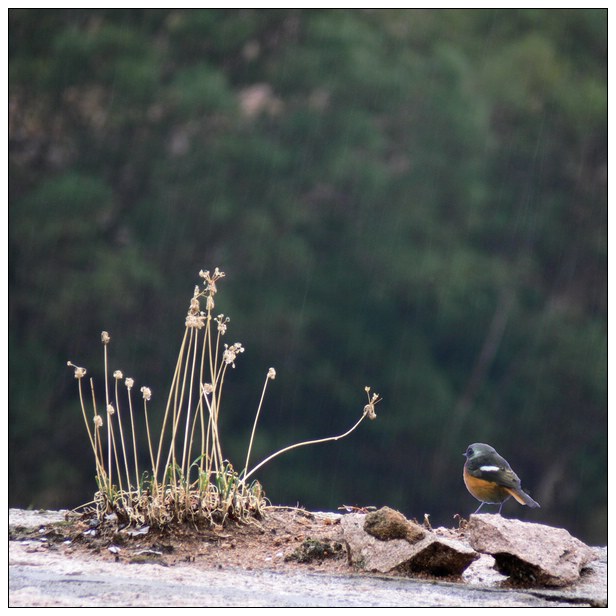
[9,9,606,543]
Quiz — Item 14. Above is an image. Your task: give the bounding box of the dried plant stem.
[197,326,209,475]
[108,414,125,496]
[201,385,223,474]
[75,374,96,458]
[186,326,212,485]
[114,379,132,492]
[103,342,112,489]
[143,399,156,481]
[126,387,141,498]
[211,368,227,468]
[93,421,102,486]
[154,328,188,481]
[90,378,107,491]
[181,328,200,478]
[162,329,195,489]
[244,412,369,483]
[244,373,272,477]
[210,319,219,393]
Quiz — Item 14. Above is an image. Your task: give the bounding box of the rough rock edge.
[9,508,607,607]
[467,514,597,588]
[341,511,478,577]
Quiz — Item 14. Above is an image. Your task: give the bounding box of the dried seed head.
[267,367,276,380]
[199,267,225,296]
[188,297,201,315]
[141,386,152,401]
[125,377,134,390]
[363,403,377,420]
[113,370,123,380]
[107,404,115,416]
[202,383,214,395]
[67,361,87,379]
[101,331,111,344]
[216,314,230,334]
[93,415,103,428]
[186,313,206,329]
[222,342,245,368]
[363,387,381,420]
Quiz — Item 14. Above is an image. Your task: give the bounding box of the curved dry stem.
[243,412,368,483]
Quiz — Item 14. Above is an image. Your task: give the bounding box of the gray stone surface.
[9,509,607,607]
[341,512,478,576]
[468,514,597,587]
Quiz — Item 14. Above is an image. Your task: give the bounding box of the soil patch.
[10,507,367,576]
[9,508,607,607]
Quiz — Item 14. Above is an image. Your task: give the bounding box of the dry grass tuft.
[68,268,379,529]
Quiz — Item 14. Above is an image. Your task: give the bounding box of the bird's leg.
[498,495,511,515]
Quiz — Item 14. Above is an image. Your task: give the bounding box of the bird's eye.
[466,446,474,456]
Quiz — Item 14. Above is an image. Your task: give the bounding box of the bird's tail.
[506,487,540,508]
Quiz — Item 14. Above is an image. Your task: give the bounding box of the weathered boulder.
[363,506,426,543]
[342,510,478,576]
[467,514,597,587]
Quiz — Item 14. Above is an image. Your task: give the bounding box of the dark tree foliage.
[9,9,606,543]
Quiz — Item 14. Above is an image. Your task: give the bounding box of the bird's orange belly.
[463,472,510,504]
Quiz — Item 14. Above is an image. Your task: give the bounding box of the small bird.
[463,443,540,515]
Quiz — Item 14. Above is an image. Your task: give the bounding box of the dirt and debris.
[9,506,478,581]
[10,507,354,575]
[284,538,345,564]
[8,506,597,585]
[9,508,607,607]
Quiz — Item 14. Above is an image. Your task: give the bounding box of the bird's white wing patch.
[479,465,500,472]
